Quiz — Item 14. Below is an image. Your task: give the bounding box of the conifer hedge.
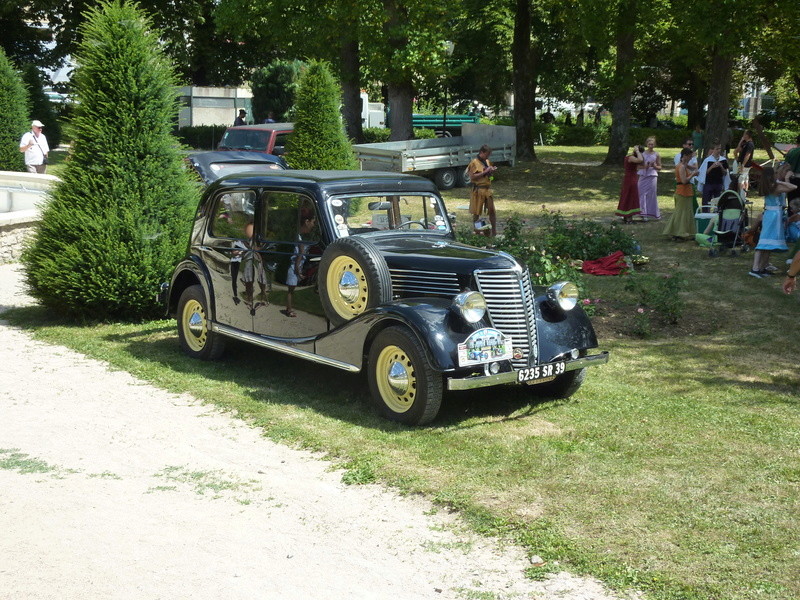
[21,1,197,320]
[0,48,28,171]
[285,61,358,170]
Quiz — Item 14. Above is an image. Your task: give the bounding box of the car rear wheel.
[368,326,442,425]
[319,237,392,327]
[177,284,225,360]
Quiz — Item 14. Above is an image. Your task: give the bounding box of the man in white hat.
[19,120,50,174]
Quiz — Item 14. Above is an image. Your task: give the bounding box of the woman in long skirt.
[615,146,643,223]
[663,148,698,240]
[637,136,662,221]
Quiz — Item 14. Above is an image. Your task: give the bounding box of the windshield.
[327,194,451,238]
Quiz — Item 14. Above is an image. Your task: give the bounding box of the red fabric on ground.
[581,250,628,276]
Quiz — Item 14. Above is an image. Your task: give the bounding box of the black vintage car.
[164,171,608,425]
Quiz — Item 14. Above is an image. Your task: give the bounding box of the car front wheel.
[368,326,443,425]
[177,284,225,360]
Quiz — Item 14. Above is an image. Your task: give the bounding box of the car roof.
[225,123,293,131]
[211,170,439,195]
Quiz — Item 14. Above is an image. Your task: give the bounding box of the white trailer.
[352,123,516,190]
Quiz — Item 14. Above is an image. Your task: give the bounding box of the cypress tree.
[21,1,197,320]
[0,48,28,171]
[285,61,358,170]
[21,64,62,150]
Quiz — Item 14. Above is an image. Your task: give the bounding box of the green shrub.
[764,128,800,145]
[624,271,687,331]
[21,0,197,320]
[362,127,391,143]
[629,127,691,148]
[250,59,303,123]
[536,210,638,260]
[0,48,28,171]
[176,125,226,150]
[414,127,437,139]
[285,60,357,170]
[21,64,62,149]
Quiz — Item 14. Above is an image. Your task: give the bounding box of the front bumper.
[446,351,609,391]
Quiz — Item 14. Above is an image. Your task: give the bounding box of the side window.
[209,191,256,239]
[259,192,319,243]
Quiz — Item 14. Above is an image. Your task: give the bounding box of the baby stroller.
[695,189,750,257]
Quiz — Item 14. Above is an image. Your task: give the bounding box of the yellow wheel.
[374,344,416,414]
[181,298,208,352]
[319,237,392,327]
[177,285,225,360]
[325,255,369,322]
[368,326,442,425]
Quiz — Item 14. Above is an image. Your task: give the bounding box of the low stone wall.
[0,211,38,265]
[0,171,58,265]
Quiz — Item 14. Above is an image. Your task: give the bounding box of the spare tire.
[319,236,392,327]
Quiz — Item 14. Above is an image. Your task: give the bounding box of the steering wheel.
[396,220,426,230]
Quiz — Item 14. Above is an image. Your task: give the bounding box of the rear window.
[219,129,270,151]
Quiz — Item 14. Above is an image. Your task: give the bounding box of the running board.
[213,324,361,373]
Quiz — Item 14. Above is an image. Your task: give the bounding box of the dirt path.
[0,263,632,600]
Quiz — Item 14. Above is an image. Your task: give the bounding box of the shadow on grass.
[3,305,575,430]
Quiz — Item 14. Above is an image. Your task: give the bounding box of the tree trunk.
[387,81,414,141]
[512,0,535,161]
[340,39,363,143]
[686,71,704,129]
[704,51,734,157]
[602,0,637,166]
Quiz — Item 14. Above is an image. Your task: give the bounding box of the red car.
[217,123,293,157]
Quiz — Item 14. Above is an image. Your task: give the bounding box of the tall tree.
[602,0,637,165]
[512,0,535,161]
[0,48,29,171]
[22,0,196,319]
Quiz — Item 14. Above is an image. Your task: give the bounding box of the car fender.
[535,295,599,362]
[314,299,468,372]
[167,257,214,318]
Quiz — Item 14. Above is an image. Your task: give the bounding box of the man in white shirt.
[673,137,698,168]
[19,120,50,174]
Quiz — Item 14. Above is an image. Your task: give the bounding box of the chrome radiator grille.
[389,269,460,298]
[475,269,538,368]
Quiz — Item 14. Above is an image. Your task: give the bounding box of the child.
[749,166,797,278]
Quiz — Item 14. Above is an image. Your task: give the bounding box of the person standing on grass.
[749,166,797,278]
[19,120,49,174]
[637,136,661,221]
[735,130,755,195]
[468,145,498,237]
[692,124,705,160]
[697,142,730,211]
[616,145,643,223]
[673,138,698,168]
[782,250,800,293]
[663,148,698,241]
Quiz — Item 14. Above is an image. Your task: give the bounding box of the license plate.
[516,361,566,383]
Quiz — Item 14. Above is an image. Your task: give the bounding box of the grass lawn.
[6,145,799,600]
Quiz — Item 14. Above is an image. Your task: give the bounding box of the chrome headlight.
[547,281,579,311]
[452,291,486,323]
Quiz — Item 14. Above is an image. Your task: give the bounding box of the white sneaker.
[765,264,779,273]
